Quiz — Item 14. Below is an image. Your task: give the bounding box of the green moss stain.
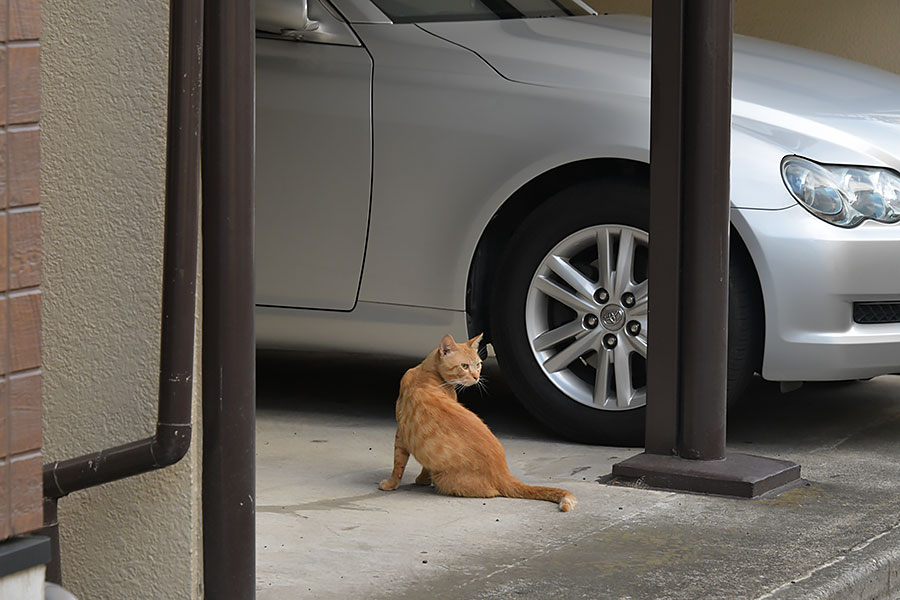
[761,484,826,507]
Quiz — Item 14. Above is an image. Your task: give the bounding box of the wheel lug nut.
[603,333,617,348]
[621,292,635,308]
[594,288,609,304]
[584,315,599,329]
[627,320,641,335]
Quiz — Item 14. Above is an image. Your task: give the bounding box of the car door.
[255,0,373,310]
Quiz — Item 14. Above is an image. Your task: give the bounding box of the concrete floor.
[255,352,900,600]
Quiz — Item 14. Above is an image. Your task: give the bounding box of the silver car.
[255,0,900,445]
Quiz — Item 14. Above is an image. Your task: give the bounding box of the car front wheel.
[490,177,758,446]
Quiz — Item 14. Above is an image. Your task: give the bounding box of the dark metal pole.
[39,0,203,582]
[611,0,800,497]
[644,0,685,457]
[201,1,256,598]
[677,0,732,460]
[646,0,731,461]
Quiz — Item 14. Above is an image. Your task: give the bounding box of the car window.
[370,0,591,23]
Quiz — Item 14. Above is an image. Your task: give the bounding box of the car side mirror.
[257,0,319,39]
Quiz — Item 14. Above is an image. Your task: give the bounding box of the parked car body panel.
[257,301,468,357]
[354,22,649,310]
[733,205,900,381]
[256,37,373,310]
[255,5,900,388]
[421,16,900,118]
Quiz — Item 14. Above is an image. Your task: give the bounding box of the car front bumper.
[735,204,900,382]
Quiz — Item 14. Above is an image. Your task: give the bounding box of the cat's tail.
[501,477,577,512]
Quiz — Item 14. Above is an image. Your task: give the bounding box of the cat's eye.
[461,363,469,369]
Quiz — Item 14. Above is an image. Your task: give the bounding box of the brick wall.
[0,0,41,541]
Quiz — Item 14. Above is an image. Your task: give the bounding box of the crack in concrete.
[755,519,900,599]
[806,413,900,455]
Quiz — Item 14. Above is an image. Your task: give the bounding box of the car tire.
[726,238,764,405]
[489,177,759,446]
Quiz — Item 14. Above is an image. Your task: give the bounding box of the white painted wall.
[41,1,202,598]
[0,566,45,600]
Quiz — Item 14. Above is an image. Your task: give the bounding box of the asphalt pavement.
[255,351,900,600]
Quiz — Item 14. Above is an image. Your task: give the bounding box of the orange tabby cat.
[378,333,576,512]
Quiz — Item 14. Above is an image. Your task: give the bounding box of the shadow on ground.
[256,350,556,441]
[728,376,900,452]
[258,349,899,449]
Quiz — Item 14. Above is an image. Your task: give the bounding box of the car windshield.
[370,0,592,23]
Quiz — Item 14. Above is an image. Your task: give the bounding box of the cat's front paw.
[379,478,399,491]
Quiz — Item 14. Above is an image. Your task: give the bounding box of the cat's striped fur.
[379,333,576,512]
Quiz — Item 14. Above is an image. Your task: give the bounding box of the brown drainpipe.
[40,0,204,584]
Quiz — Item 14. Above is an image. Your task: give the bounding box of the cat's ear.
[467,333,484,350]
[440,334,456,356]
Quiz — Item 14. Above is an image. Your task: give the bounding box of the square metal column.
[611,0,800,498]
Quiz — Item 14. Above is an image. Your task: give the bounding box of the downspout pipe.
[40,0,203,581]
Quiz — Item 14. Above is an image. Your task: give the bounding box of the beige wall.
[41,1,202,599]
[589,0,900,75]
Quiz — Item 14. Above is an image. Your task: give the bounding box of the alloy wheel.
[524,225,649,411]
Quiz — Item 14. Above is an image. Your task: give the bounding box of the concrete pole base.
[609,452,801,498]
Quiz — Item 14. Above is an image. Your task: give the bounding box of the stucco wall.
[41,1,202,599]
[589,0,900,75]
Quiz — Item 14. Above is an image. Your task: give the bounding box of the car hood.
[419,15,900,166]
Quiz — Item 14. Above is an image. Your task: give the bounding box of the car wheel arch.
[466,158,649,343]
[465,158,766,385]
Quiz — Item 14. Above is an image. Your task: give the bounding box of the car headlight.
[780,156,900,227]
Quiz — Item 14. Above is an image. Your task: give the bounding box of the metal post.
[643,0,684,458]
[201,0,256,597]
[677,0,732,460]
[611,0,801,497]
